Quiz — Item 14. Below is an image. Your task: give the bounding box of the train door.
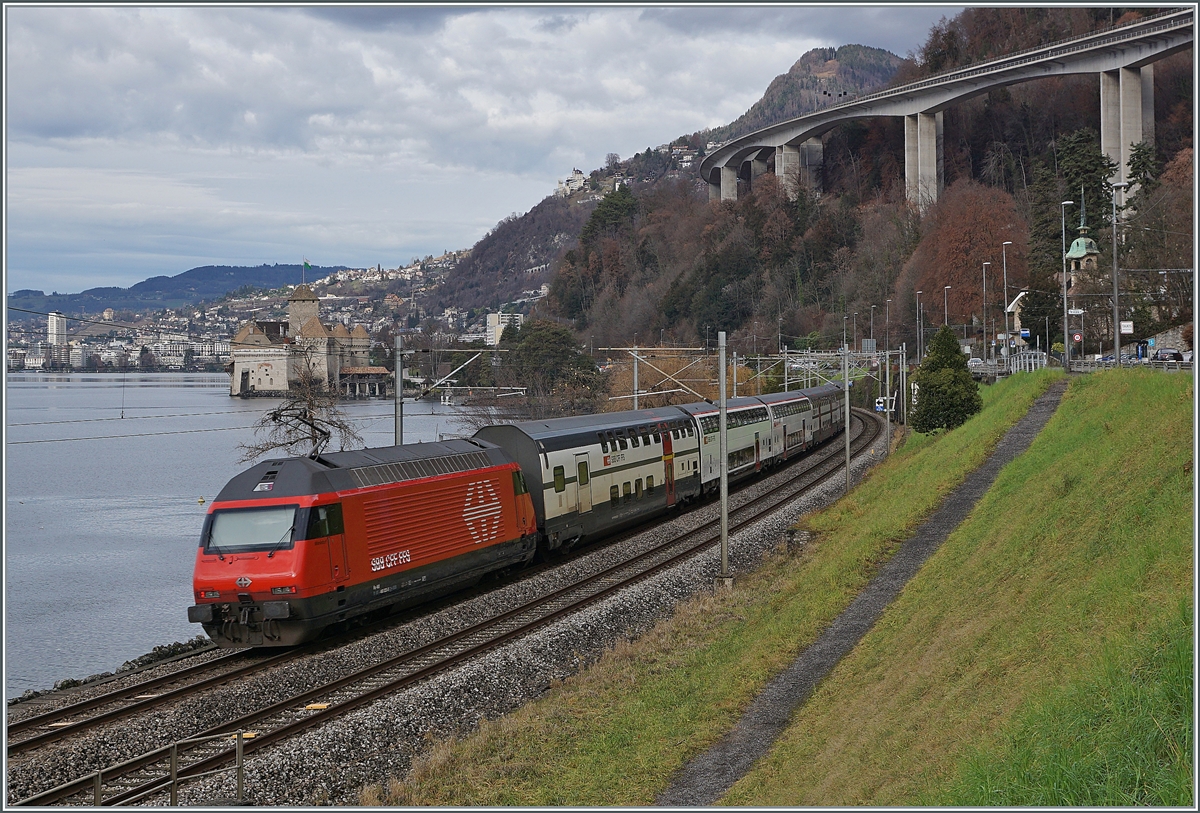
[309,504,348,585]
[327,533,348,583]
[659,422,676,506]
[574,453,592,514]
[754,433,762,472]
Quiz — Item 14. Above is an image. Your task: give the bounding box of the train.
[188,383,845,647]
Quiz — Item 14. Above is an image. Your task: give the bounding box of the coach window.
[635,479,643,500]
[630,430,640,448]
[646,475,655,494]
[598,433,609,453]
[553,466,565,493]
[623,482,632,503]
[610,485,620,507]
[652,428,661,444]
[616,430,628,450]
[577,461,589,487]
[641,428,652,445]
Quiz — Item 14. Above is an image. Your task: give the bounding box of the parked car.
[967,357,984,368]
[1154,348,1184,362]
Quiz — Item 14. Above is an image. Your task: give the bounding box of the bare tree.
[237,364,364,463]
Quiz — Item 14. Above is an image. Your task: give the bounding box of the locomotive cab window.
[205,505,297,555]
[512,471,529,495]
[304,503,344,539]
[553,466,566,493]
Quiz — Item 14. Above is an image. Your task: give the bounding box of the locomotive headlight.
[200,590,221,599]
[271,586,297,594]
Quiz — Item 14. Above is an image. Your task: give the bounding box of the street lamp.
[843,315,848,350]
[870,304,876,341]
[944,285,951,326]
[982,261,991,360]
[1061,199,1075,368]
[1002,241,1012,370]
[885,299,891,353]
[915,290,923,361]
[853,311,858,352]
[1111,182,1129,366]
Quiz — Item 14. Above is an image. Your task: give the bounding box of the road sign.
[1020,328,1030,338]
[1120,321,1134,335]
[1072,332,1083,343]
[1149,338,1156,347]
[1068,308,1084,316]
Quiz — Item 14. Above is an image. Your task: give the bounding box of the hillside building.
[227,284,388,398]
[486,312,524,346]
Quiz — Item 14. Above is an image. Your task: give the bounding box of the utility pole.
[843,345,852,496]
[632,344,639,410]
[1061,199,1075,369]
[393,332,404,445]
[1112,181,1129,366]
[717,331,731,589]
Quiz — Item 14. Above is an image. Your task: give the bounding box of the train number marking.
[463,480,502,544]
[371,550,411,572]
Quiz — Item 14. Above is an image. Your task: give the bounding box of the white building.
[555,168,588,197]
[48,311,67,346]
[486,312,524,346]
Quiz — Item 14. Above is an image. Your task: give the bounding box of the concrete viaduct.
[700,8,1193,208]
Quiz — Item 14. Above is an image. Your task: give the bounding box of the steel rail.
[14,411,882,807]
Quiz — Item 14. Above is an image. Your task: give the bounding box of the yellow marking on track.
[305,703,330,710]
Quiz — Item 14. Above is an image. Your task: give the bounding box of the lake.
[4,372,474,699]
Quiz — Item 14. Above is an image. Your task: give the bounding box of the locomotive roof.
[215,438,513,501]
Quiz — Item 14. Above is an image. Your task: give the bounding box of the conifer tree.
[911,325,982,433]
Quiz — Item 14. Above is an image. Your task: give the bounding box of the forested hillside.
[528,6,1192,361]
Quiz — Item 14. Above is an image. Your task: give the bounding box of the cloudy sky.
[5,4,960,294]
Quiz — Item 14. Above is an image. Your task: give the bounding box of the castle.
[227,285,388,398]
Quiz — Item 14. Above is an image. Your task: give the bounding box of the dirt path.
[657,379,1069,806]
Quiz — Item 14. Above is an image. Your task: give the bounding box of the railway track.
[12,410,883,806]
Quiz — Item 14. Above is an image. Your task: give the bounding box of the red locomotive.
[188,439,537,647]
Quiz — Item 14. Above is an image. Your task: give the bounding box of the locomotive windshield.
[204,505,297,555]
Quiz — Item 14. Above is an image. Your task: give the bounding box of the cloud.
[5,5,957,293]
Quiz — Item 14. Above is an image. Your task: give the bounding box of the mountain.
[702,44,905,144]
[6,264,347,318]
[434,195,594,312]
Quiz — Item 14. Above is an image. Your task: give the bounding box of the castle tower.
[287,284,320,338]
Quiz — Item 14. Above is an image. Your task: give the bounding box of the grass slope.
[362,369,1190,806]
[723,369,1192,805]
